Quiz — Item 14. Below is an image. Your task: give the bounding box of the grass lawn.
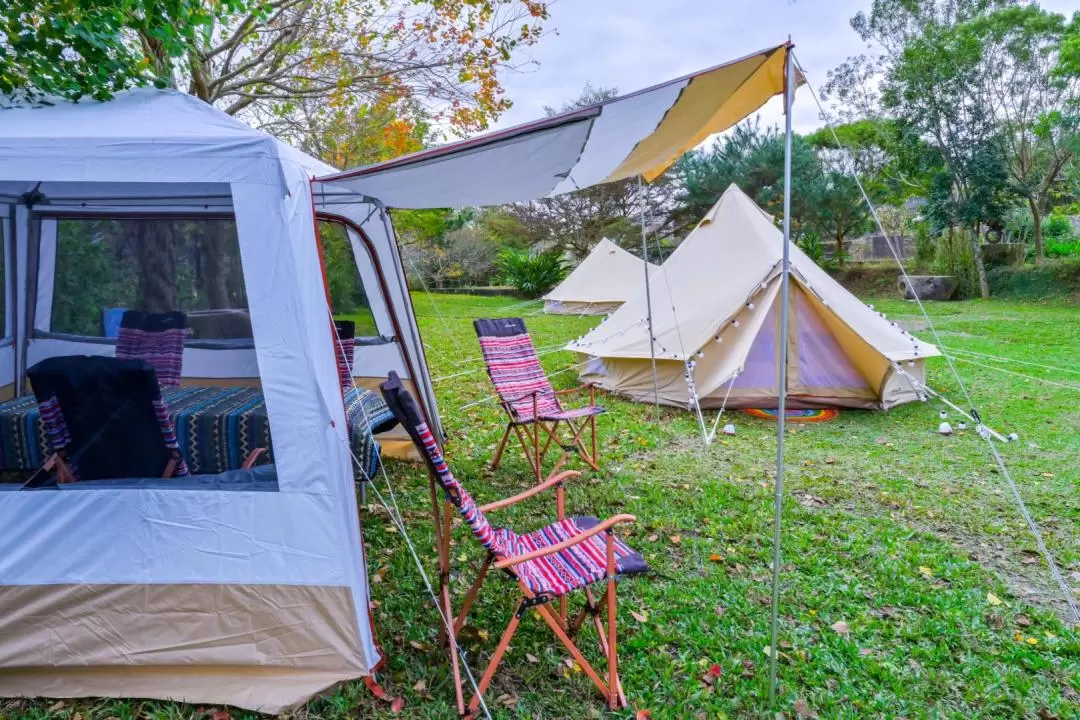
[4,293,1076,719]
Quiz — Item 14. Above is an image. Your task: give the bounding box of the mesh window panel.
[318,221,378,338]
[52,218,251,339]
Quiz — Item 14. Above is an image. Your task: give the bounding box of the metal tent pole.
[768,45,795,710]
[639,175,661,420]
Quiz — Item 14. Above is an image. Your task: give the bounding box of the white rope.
[645,215,708,445]
[940,346,1080,377]
[329,318,493,719]
[947,355,1080,393]
[799,56,1079,625]
[706,371,741,444]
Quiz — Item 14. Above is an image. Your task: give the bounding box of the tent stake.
[768,45,795,710]
[639,175,660,422]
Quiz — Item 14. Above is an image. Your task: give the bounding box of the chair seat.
[496,516,647,598]
[515,404,606,424]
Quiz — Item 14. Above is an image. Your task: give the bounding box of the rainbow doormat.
[742,408,839,423]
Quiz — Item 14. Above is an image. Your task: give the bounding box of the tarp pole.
[639,175,660,420]
[768,44,795,710]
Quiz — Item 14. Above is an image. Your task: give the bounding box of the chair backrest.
[116,310,186,387]
[379,372,507,556]
[334,319,356,396]
[473,317,560,421]
[28,356,189,481]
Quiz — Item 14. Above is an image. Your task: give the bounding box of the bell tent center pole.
[768,43,795,710]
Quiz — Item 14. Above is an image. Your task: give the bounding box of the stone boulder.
[901,275,956,301]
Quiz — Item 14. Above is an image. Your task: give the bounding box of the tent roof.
[0,88,335,195]
[570,184,940,364]
[316,44,797,208]
[545,238,658,305]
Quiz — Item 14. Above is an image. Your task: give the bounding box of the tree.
[813,172,872,264]
[676,120,849,254]
[966,5,1079,260]
[2,0,551,142]
[0,0,251,101]
[882,15,1012,298]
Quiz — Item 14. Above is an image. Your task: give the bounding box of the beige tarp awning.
[316,44,798,208]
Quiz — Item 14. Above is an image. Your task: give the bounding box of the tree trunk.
[970,225,990,300]
[200,221,230,309]
[1028,197,1044,263]
[835,232,846,266]
[130,221,179,312]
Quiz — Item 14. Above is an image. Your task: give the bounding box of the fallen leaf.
[647,534,659,542]
[409,640,432,651]
[669,534,682,545]
[1036,708,1060,720]
[918,566,933,578]
[412,679,426,692]
[47,702,66,713]
[987,592,1003,606]
[825,457,836,465]
[496,693,518,708]
[631,610,648,623]
[210,712,231,720]
[636,710,653,720]
[390,696,405,713]
[709,553,724,562]
[794,697,819,718]
[831,620,851,639]
[715,605,727,617]
[859,648,875,656]
[526,652,539,664]
[1015,614,1032,628]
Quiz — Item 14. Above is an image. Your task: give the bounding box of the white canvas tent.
[570,185,940,409]
[0,88,441,712]
[544,238,659,315]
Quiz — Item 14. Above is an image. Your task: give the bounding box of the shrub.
[1043,214,1074,241]
[1045,238,1080,259]
[497,248,568,298]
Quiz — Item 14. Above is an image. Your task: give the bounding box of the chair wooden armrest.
[479,470,580,513]
[242,447,268,469]
[554,383,588,396]
[494,514,636,570]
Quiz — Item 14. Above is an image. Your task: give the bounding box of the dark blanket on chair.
[0,386,396,479]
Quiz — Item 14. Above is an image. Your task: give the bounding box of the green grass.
[4,294,1077,719]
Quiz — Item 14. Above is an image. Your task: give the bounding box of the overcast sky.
[493,0,1078,138]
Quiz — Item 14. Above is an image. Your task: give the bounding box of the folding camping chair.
[333,319,357,396]
[27,356,193,483]
[115,310,186,387]
[380,371,646,716]
[474,318,604,483]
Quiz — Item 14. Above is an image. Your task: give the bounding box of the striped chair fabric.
[116,311,186,388]
[380,372,644,597]
[474,317,603,424]
[334,320,356,396]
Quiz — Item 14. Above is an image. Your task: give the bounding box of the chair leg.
[455,555,492,634]
[441,581,467,716]
[605,532,624,709]
[491,423,513,470]
[467,604,524,716]
[511,423,543,482]
[534,602,612,701]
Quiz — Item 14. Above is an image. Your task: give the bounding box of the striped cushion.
[334,320,357,396]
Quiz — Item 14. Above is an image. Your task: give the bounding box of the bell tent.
[570,185,939,410]
[0,88,441,713]
[544,238,659,315]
